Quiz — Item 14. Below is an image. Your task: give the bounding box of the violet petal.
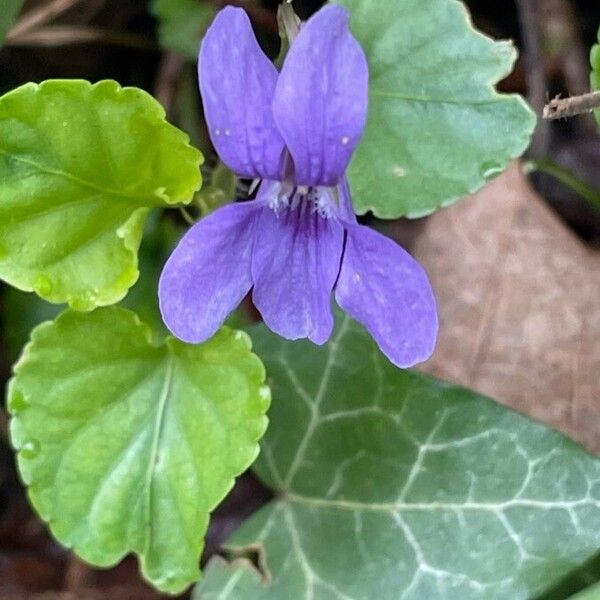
[199,7,285,180]
[159,202,260,343]
[335,223,438,368]
[251,186,345,344]
[273,5,369,186]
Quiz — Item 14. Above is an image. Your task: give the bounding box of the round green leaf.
[151,0,215,59]
[196,315,600,599]
[7,307,270,594]
[591,26,600,125]
[337,0,536,218]
[0,80,202,310]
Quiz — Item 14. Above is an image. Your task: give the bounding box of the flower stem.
[278,2,301,44]
[523,158,600,212]
[179,206,196,226]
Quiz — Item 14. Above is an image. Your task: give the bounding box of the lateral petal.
[335,224,438,368]
[159,201,260,343]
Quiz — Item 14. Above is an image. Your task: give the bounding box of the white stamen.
[342,136,350,145]
[267,181,294,213]
[215,128,221,136]
[311,187,337,218]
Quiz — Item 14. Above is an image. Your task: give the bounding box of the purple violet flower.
[159,5,438,368]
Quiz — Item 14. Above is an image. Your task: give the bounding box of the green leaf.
[7,307,270,594]
[569,581,600,600]
[196,315,600,599]
[538,551,600,600]
[118,214,182,337]
[196,161,237,216]
[336,0,536,218]
[151,0,215,59]
[2,214,181,363]
[0,0,23,46]
[0,79,202,310]
[591,26,600,125]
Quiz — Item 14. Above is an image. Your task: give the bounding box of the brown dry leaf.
[393,163,599,453]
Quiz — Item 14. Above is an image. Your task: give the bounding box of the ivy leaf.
[337,0,536,218]
[591,26,600,125]
[569,581,600,600]
[0,0,23,45]
[0,79,202,310]
[195,315,600,599]
[7,307,270,594]
[151,0,215,59]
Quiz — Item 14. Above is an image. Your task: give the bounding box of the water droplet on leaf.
[21,439,40,460]
[34,275,53,296]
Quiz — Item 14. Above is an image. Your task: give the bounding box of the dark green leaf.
[196,315,600,599]
[568,581,600,600]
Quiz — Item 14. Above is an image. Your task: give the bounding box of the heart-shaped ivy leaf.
[8,307,270,594]
[0,79,202,310]
[195,315,600,599]
[337,0,536,218]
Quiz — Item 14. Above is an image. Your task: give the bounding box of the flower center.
[267,182,338,219]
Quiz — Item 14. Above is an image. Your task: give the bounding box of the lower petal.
[335,224,438,367]
[251,202,344,344]
[159,202,259,343]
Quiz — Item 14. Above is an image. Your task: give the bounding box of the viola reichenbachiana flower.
[159,5,438,368]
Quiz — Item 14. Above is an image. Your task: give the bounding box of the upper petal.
[159,201,260,343]
[199,7,285,180]
[273,5,369,186]
[335,224,438,368]
[251,184,345,344]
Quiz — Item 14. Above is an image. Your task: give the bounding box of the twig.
[540,0,596,133]
[523,158,600,212]
[5,26,157,50]
[542,92,600,120]
[8,0,81,38]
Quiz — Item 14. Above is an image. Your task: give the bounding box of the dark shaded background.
[0,1,599,598]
